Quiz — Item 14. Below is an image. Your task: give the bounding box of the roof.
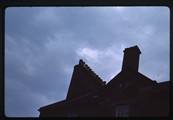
[38,70,170,116]
[157,81,170,91]
[38,92,100,112]
[106,68,156,87]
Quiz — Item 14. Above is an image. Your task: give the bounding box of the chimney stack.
[122,45,141,72]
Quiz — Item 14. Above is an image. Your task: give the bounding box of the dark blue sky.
[5,7,170,117]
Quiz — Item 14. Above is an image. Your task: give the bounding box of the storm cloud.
[5,7,170,117]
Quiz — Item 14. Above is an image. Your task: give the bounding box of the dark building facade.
[38,45,170,117]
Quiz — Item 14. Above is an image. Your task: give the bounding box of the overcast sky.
[5,7,170,117]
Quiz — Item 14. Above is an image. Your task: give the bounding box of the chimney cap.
[123,45,141,54]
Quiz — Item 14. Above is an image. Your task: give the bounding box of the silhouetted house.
[38,45,170,117]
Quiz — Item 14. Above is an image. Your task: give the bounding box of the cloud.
[76,45,126,81]
[5,77,55,117]
[77,48,100,62]
[34,8,62,24]
[5,34,70,117]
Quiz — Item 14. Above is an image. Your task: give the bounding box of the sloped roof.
[157,81,170,91]
[105,68,157,90]
[38,91,100,112]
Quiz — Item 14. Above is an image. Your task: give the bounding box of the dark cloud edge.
[1,0,172,119]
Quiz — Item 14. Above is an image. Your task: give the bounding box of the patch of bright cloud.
[113,7,127,12]
[76,46,125,81]
[77,48,100,62]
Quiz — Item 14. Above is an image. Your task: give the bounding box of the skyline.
[5,7,170,117]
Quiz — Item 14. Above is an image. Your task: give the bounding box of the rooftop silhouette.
[38,45,169,117]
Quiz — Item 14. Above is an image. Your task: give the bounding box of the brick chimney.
[122,45,141,72]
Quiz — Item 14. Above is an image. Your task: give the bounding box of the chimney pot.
[79,59,85,66]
